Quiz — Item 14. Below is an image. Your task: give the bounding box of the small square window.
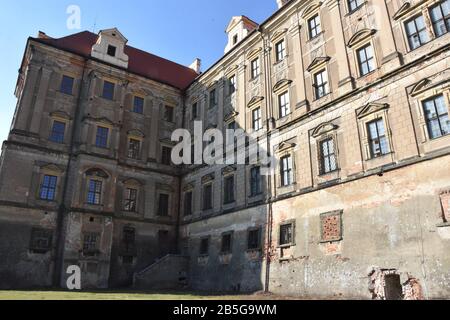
[348,0,364,12]
[107,45,117,57]
[430,0,450,38]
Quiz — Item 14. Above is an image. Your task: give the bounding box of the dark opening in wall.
[384,274,403,300]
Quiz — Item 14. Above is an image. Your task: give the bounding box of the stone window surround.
[277,219,296,248]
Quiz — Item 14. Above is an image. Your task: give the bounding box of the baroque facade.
[0,0,449,299]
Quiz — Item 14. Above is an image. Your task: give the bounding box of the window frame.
[308,14,322,39]
[366,118,390,158]
[429,0,450,38]
[319,137,338,175]
[247,227,261,250]
[102,80,115,100]
[157,193,170,216]
[39,174,58,201]
[278,91,291,118]
[250,166,262,197]
[356,43,376,77]
[184,190,193,216]
[422,94,450,140]
[252,107,263,131]
[95,126,109,148]
[347,0,364,13]
[250,58,260,79]
[404,14,430,51]
[278,221,295,247]
[49,119,66,144]
[313,68,329,100]
[87,178,103,205]
[199,237,210,256]
[29,227,53,253]
[275,39,286,62]
[202,183,213,211]
[280,154,294,187]
[220,232,233,254]
[60,75,75,95]
[223,175,235,204]
[123,187,138,212]
[133,96,144,114]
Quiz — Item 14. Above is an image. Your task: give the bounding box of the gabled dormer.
[224,16,258,54]
[91,28,129,68]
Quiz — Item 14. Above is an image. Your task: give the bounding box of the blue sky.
[0,0,277,143]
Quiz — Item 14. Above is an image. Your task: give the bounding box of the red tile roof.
[31,31,199,90]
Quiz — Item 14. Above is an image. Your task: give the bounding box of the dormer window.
[107,45,117,57]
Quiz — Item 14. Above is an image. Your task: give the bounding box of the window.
[275,40,286,62]
[279,91,291,118]
[192,102,198,119]
[209,89,217,108]
[221,233,233,253]
[87,179,102,205]
[95,126,109,148]
[320,211,343,242]
[122,227,136,252]
[250,166,262,196]
[128,138,141,159]
[158,194,169,216]
[203,184,213,210]
[279,222,294,246]
[357,44,375,76]
[133,96,144,114]
[40,175,57,201]
[319,138,337,174]
[252,107,263,131]
[49,120,66,144]
[348,0,364,12]
[422,94,449,139]
[233,34,238,44]
[83,232,99,255]
[367,119,390,158]
[124,188,137,212]
[280,155,293,186]
[184,191,193,216]
[430,0,450,37]
[405,15,429,50]
[199,237,209,255]
[229,75,236,95]
[313,69,329,99]
[247,228,261,250]
[107,45,117,57]
[29,228,53,253]
[164,105,174,122]
[102,80,115,100]
[224,176,235,204]
[60,75,74,95]
[308,14,322,39]
[251,58,260,79]
[161,146,172,165]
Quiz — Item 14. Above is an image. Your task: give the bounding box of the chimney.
[276,0,290,9]
[189,58,202,74]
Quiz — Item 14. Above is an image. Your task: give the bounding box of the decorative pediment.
[246,47,262,60]
[272,29,288,42]
[347,29,376,48]
[183,183,195,192]
[156,183,174,192]
[131,87,154,98]
[224,65,238,76]
[84,116,115,126]
[207,81,218,90]
[222,165,237,175]
[276,141,296,153]
[409,78,431,96]
[247,96,264,108]
[312,122,339,138]
[307,56,330,72]
[201,173,215,184]
[301,2,323,18]
[98,28,128,42]
[164,96,178,106]
[393,2,411,20]
[122,178,143,186]
[273,79,292,93]
[85,168,109,178]
[127,129,145,138]
[357,102,389,119]
[50,110,72,120]
[224,110,239,123]
[40,163,64,173]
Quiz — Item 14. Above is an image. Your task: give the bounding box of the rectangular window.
[430,0,450,37]
[124,188,137,212]
[252,107,262,131]
[224,176,235,204]
[250,166,262,196]
[320,138,337,174]
[247,228,261,250]
[83,232,99,255]
[102,80,115,100]
[60,75,74,95]
[357,44,375,76]
[320,211,343,242]
[87,179,102,205]
[184,191,193,216]
[161,146,172,165]
[200,237,209,255]
[221,233,232,253]
[95,126,109,148]
[107,45,117,57]
[280,155,293,187]
[29,228,53,253]
[209,89,217,108]
[122,227,136,252]
[40,175,57,201]
[128,138,141,159]
[192,102,198,119]
[275,40,286,62]
[405,15,430,50]
[313,69,329,99]
[203,184,213,210]
[158,194,169,216]
[251,58,260,79]
[423,94,449,139]
[49,120,66,144]
[348,0,364,12]
[367,119,390,158]
[279,223,294,246]
[279,91,291,118]
[133,96,144,114]
[308,14,322,39]
[164,105,174,122]
[229,75,236,95]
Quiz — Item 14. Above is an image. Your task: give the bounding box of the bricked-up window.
[348,0,364,12]
[203,184,213,210]
[199,237,209,255]
[40,175,57,201]
[247,228,261,250]
[405,15,430,50]
[221,233,233,253]
[102,80,115,100]
[124,188,137,212]
[161,146,172,165]
[164,105,174,122]
[95,126,109,148]
[250,166,262,196]
[87,179,102,205]
[275,39,286,62]
[367,118,390,158]
[357,44,375,76]
[279,91,291,118]
[158,194,169,216]
[279,222,294,246]
[430,0,450,37]
[122,227,136,252]
[280,155,293,187]
[49,120,66,144]
[229,75,236,95]
[422,94,449,139]
[128,138,141,159]
[320,138,337,174]
[184,191,193,216]
[252,107,263,131]
[107,45,117,57]
[83,232,99,255]
[320,211,343,242]
[29,228,53,253]
[308,14,322,39]
[133,96,144,114]
[251,58,260,79]
[60,75,74,95]
[313,69,329,99]
[224,176,235,204]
